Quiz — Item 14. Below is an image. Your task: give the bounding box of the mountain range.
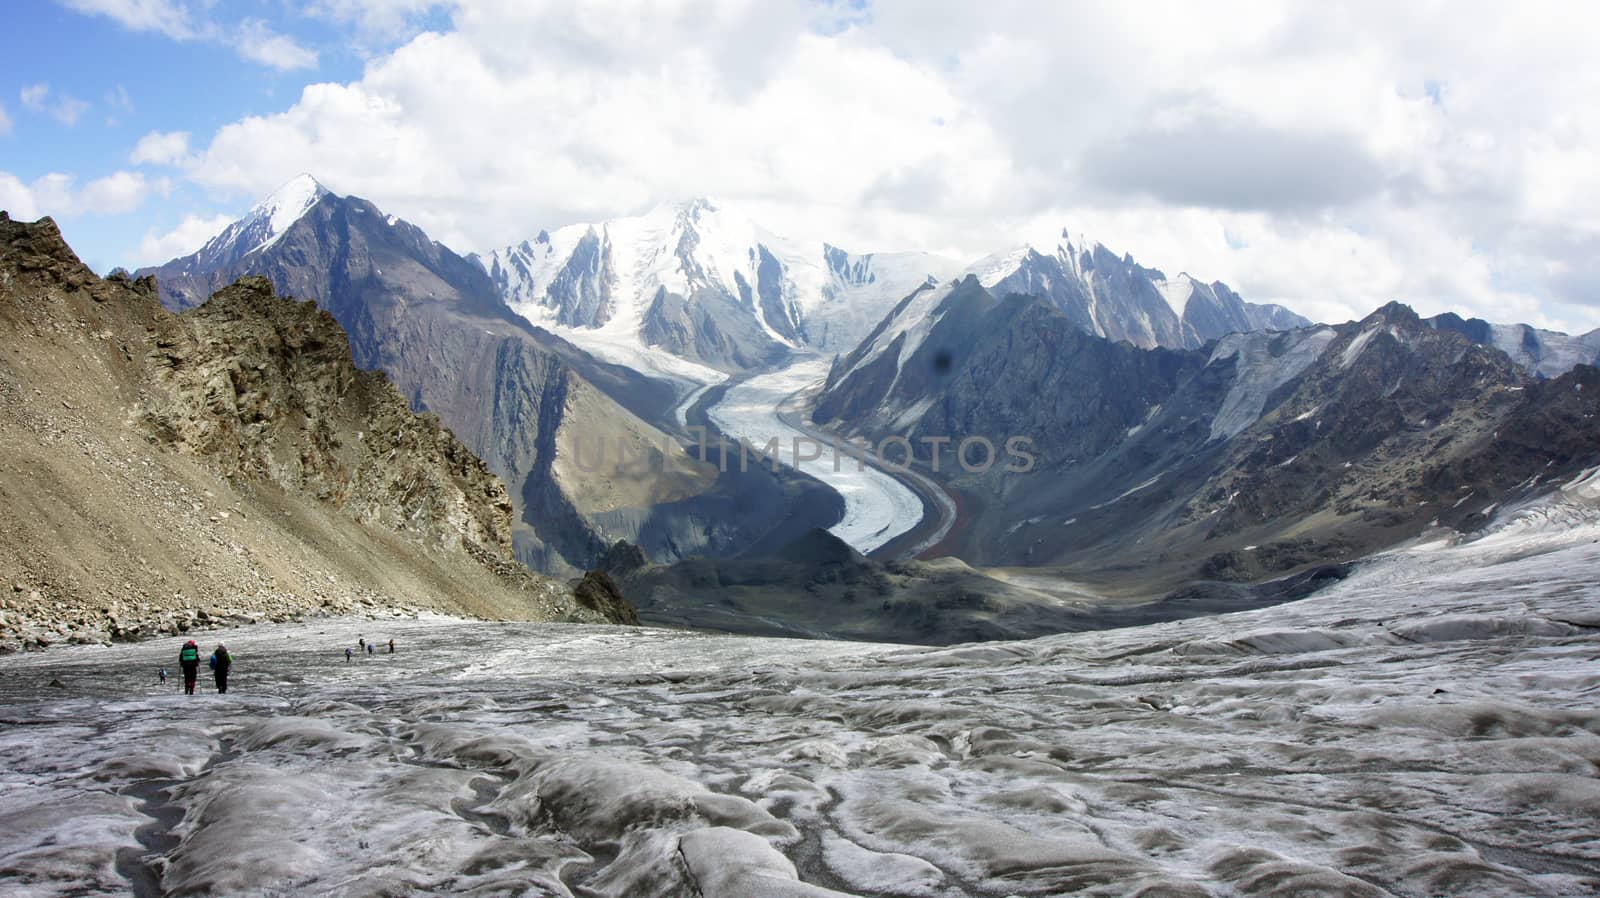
[813,279,1600,592]
[122,174,1600,618]
[136,177,838,574]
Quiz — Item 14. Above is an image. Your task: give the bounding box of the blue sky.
[0,1,404,271]
[3,1,1599,333]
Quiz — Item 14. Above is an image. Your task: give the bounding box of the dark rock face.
[571,570,640,626]
[817,284,1203,472]
[640,286,788,372]
[595,540,649,577]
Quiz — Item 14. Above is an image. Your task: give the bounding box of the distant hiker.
[211,644,232,694]
[345,647,353,662]
[366,641,374,655]
[387,638,395,654]
[158,667,167,686]
[358,636,365,651]
[178,640,200,695]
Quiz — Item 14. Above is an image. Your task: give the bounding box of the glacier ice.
[3,490,1600,895]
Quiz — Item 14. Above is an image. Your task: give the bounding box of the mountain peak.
[1366,300,1422,327]
[177,174,333,268]
[250,174,332,247]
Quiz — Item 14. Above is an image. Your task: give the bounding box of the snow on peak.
[253,174,330,248]
[969,245,1041,289]
[181,174,333,267]
[1155,273,1198,316]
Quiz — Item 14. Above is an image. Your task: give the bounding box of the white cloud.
[135,212,234,264]
[169,0,1600,332]
[19,83,90,126]
[19,84,48,109]
[0,169,168,219]
[232,19,319,71]
[0,172,42,219]
[129,130,193,166]
[58,0,196,38]
[58,0,318,71]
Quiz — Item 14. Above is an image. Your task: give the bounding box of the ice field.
[4,482,1600,896]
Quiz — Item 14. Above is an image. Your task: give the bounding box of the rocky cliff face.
[0,212,633,650]
[812,280,1600,592]
[140,276,516,558]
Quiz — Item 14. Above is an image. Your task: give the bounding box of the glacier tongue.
[4,492,1600,896]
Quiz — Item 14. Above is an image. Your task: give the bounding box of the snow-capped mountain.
[156,174,330,307]
[477,199,959,378]
[969,229,1310,350]
[813,244,964,353]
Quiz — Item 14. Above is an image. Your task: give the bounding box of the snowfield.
[4,483,1600,896]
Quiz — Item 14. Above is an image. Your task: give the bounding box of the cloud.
[0,173,42,219]
[1079,114,1387,212]
[20,83,91,126]
[159,0,1600,332]
[135,211,234,264]
[129,130,193,166]
[58,0,318,71]
[0,169,168,219]
[233,19,319,71]
[57,0,197,38]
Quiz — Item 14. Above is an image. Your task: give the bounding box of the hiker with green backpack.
[178,640,200,695]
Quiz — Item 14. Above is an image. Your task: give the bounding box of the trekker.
[178,640,200,695]
[358,636,365,651]
[388,638,395,654]
[367,642,374,655]
[345,647,353,662]
[158,667,167,686]
[211,644,232,694]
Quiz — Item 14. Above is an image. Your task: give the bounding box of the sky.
[3,1,1600,332]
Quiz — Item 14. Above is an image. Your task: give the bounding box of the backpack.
[180,645,199,663]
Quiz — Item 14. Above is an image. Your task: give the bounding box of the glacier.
[3,478,1600,896]
[707,357,924,554]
